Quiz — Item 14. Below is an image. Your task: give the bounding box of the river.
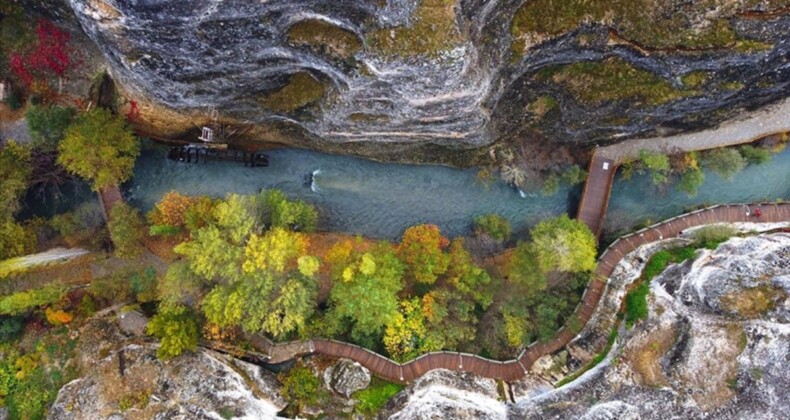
[121,143,790,241]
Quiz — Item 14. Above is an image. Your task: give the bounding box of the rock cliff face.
[511,232,790,419]
[48,319,286,419]
[64,0,790,160]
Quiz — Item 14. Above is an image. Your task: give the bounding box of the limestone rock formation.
[61,0,790,161]
[48,319,286,419]
[322,358,371,398]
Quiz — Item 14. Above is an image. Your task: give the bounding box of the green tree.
[703,148,746,180]
[146,303,199,359]
[445,239,493,307]
[530,214,596,273]
[0,140,32,221]
[397,224,449,284]
[0,221,35,260]
[57,108,140,190]
[638,149,670,185]
[560,164,587,185]
[739,144,772,164]
[676,167,705,197]
[328,246,405,339]
[383,298,435,361]
[108,202,146,259]
[473,214,511,242]
[258,189,318,232]
[541,173,560,196]
[157,261,205,306]
[507,241,547,291]
[26,105,75,150]
[175,224,244,281]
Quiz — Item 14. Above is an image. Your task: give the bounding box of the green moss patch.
[367,0,461,58]
[537,57,689,106]
[353,378,404,415]
[510,0,785,58]
[260,72,326,113]
[681,71,712,88]
[287,20,362,59]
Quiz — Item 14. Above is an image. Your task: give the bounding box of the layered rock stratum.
[62,0,790,159]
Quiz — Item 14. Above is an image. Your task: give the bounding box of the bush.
[278,363,320,413]
[6,87,22,110]
[25,105,75,150]
[703,148,746,180]
[676,168,705,197]
[560,164,587,185]
[0,284,64,315]
[259,189,318,232]
[108,202,146,259]
[692,225,737,249]
[739,145,772,165]
[473,214,511,242]
[0,221,36,260]
[0,316,24,343]
[541,173,560,196]
[146,303,199,359]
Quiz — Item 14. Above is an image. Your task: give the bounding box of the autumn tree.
[397,224,449,284]
[148,191,195,227]
[384,298,435,361]
[146,303,199,359]
[57,108,140,190]
[200,228,318,339]
[529,214,596,273]
[108,202,146,259]
[328,245,405,340]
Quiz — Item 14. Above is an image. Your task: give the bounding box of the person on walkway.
[754,207,762,217]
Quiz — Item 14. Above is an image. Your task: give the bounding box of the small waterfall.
[310,169,321,192]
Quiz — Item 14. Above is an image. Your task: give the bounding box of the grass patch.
[367,0,460,58]
[626,246,697,328]
[260,72,326,113]
[691,225,737,249]
[287,19,362,58]
[510,0,784,57]
[537,57,689,106]
[353,378,404,416]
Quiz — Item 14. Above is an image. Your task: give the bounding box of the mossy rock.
[260,72,326,113]
[367,0,461,58]
[536,57,689,106]
[510,0,787,58]
[286,19,362,59]
[681,71,712,89]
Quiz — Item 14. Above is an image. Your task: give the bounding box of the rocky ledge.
[48,319,286,419]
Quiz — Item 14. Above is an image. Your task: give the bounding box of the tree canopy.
[397,224,449,284]
[146,304,199,359]
[57,108,140,190]
[530,214,597,273]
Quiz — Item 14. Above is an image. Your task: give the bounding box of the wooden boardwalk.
[577,153,616,237]
[248,202,789,383]
[98,185,123,220]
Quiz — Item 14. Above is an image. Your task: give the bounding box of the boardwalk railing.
[244,202,789,384]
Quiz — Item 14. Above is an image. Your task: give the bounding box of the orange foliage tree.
[149,191,195,227]
[396,224,450,284]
